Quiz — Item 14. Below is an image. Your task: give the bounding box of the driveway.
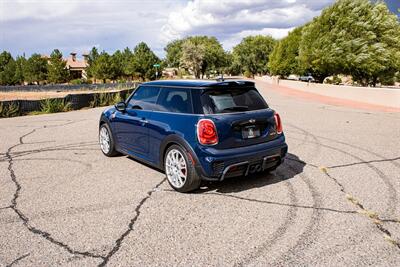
[1,80,399,266]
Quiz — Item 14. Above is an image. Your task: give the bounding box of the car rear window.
[201,88,268,114]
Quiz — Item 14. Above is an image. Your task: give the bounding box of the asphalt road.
[1,80,400,266]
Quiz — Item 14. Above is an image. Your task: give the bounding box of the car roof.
[140,80,255,89]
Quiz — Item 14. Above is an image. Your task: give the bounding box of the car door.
[113,86,160,159]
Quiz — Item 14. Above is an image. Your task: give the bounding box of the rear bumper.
[194,135,288,181]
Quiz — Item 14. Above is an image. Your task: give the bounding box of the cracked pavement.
[1,80,400,266]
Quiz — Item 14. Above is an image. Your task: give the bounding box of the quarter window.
[156,88,192,113]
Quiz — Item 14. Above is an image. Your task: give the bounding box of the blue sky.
[0,0,398,58]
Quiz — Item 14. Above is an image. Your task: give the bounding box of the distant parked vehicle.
[299,74,315,82]
[287,74,299,81]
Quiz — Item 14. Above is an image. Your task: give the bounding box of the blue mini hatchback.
[99,80,288,192]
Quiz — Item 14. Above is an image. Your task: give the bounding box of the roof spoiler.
[207,80,255,88]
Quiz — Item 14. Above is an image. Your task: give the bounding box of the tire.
[99,123,119,157]
[164,144,201,193]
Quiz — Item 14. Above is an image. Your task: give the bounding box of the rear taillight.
[197,119,218,145]
[274,113,283,134]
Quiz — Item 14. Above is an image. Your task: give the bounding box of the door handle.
[139,118,148,124]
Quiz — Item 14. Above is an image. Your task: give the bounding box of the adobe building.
[66,52,88,79]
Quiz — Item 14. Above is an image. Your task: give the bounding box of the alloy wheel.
[165,149,187,188]
[99,126,111,154]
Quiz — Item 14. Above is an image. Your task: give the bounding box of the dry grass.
[356,209,379,220]
[383,234,399,246]
[0,88,123,101]
[319,166,328,173]
[346,194,360,206]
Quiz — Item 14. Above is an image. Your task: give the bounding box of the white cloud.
[222,27,295,50]
[0,0,335,57]
[0,0,82,21]
[161,0,334,48]
[0,0,174,57]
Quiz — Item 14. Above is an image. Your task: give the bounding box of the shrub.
[0,102,20,118]
[90,93,118,107]
[40,98,72,113]
[324,75,342,85]
[243,70,253,78]
[70,79,83,85]
[113,92,122,103]
[70,78,92,85]
[380,75,395,86]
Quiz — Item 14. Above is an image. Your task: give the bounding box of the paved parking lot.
[1,80,400,266]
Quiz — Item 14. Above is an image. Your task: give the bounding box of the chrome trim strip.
[220,161,249,181]
[262,154,281,170]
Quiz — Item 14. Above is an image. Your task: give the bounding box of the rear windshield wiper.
[222,106,249,112]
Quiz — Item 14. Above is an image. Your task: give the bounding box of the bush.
[90,92,120,108]
[243,70,253,78]
[40,98,72,113]
[113,92,122,103]
[70,79,83,85]
[70,78,92,85]
[0,102,20,118]
[380,75,395,86]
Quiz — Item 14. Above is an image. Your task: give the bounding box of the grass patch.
[90,92,122,108]
[357,209,379,220]
[383,234,399,246]
[345,194,360,206]
[319,166,328,173]
[39,98,72,114]
[0,102,20,118]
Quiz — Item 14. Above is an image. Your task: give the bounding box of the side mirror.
[115,101,126,112]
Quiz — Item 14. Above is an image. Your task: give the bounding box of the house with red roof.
[66,52,88,79]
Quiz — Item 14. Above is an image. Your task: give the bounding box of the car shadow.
[125,152,305,194]
[196,153,305,194]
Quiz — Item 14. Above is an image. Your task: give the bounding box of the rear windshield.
[201,88,268,114]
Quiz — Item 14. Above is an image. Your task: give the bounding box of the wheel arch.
[159,135,198,169]
[99,114,110,128]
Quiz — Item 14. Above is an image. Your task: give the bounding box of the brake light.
[197,119,218,145]
[274,113,283,134]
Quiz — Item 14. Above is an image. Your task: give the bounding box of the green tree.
[121,47,134,79]
[131,42,160,81]
[232,35,276,77]
[269,27,303,77]
[47,49,69,84]
[0,51,17,85]
[202,36,228,77]
[164,39,184,68]
[23,53,48,84]
[299,0,400,85]
[110,50,124,81]
[14,56,26,85]
[180,39,205,79]
[91,51,112,83]
[86,47,100,80]
[165,36,228,78]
